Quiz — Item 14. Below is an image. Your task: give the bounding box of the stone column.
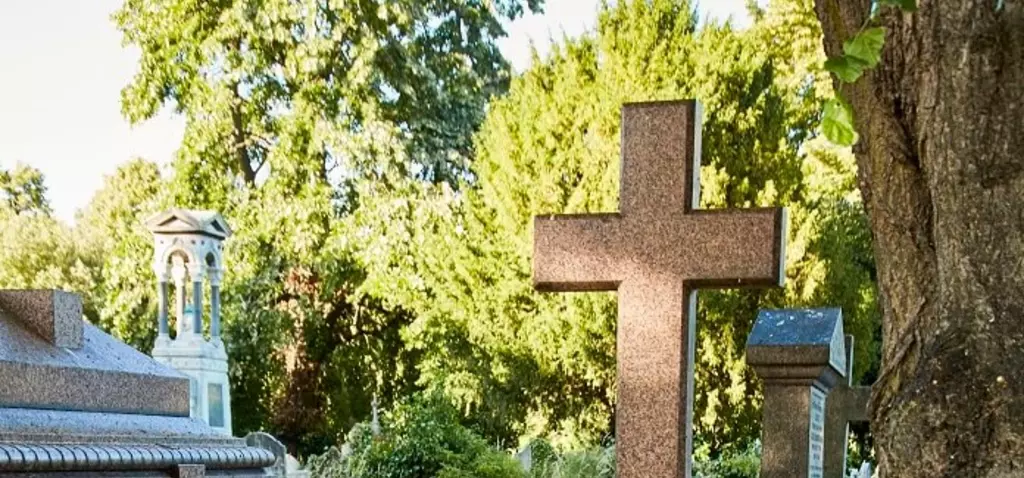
[209,270,222,339]
[746,308,847,478]
[189,265,205,337]
[155,266,170,337]
[171,262,188,336]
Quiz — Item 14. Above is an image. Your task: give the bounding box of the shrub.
[307,395,524,478]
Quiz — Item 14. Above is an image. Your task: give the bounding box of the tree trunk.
[812,1,1024,476]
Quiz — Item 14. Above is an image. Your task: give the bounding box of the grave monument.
[532,100,788,478]
[147,209,234,435]
[746,308,847,478]
[0,289,274,476]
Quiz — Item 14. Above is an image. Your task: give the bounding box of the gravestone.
[824,336,871,478]
[532,100,788,478]
[245,432,310,478]
[0,289,274,476]
[746,308,846,478]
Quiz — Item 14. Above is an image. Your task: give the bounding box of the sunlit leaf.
[824,56,866,83]
[823,97,859,146]
[843,27,886,68]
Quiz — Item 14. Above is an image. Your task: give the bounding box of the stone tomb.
[0,289,273,476]
[532,100,788,478]
[746,308,846,478]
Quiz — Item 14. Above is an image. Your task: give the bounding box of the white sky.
[0,1,752,223]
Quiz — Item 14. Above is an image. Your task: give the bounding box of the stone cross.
[532,100,788,478]
[746,308,847,478]
[824,336,871,478]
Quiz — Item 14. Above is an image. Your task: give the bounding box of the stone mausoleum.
[147,209,234,435]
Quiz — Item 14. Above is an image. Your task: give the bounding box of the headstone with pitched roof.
[746,308,847,478]
[532,100,788,478]
[0,289,274,476]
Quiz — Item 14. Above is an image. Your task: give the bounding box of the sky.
[0,1,753,224]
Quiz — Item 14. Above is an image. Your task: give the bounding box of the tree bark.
[812,1,1024,476]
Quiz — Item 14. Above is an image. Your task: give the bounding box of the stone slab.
[0,290,82,349]
[0,315,189,416]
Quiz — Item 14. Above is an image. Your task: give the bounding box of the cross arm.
[533,213,623,292]
[676,208,788,287]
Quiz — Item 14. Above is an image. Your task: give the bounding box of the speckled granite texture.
[0,309,189,416]
[532,100,788,478]
[0,289,273,477]
[0,290,83,349]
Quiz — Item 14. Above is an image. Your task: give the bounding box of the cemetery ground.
[2,0,1022,477]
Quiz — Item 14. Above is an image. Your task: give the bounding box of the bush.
[307,395,524,478]
[693,441,760,478]
[528,439,614,478]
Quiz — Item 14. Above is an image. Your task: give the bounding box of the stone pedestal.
[746,308,846,478]
[153,336,233,435]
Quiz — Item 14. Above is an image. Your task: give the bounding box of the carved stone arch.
[160,240,198,269]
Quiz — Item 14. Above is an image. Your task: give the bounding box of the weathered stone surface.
[0,290,83,349]
[0,309,189,416]
[747,308,846,478]
[0,289,273,477]
[533,100,788,478]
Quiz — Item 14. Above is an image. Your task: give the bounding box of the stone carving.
[533,100,788,478]
[0,289,273,476]
[148,209,235,434]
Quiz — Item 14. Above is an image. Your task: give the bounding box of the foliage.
[0,164,98,318]
[112,0,542,457]
[693,442,760,478]
[0,163,51,215]
[528,440,615,478]
[353,0,879,453]
[75,159,167,350]
[306,395,525,478]
[820,1,916,145]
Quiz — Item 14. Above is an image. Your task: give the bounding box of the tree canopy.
[3,0,880,462]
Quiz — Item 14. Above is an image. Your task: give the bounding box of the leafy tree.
[114,0,543,456]
[0,163,51,215]
[811,0,1024,475]
[76,159,166,350]
[0,164,98,318]
[0,207,97,312]
[353,0,878,454]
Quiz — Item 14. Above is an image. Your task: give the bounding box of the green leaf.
[843,27,886,68]
[824,56,865,83]
[822,97,859,146]
[879,0,918,12]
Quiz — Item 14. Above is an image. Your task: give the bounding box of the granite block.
[0,290,83,349]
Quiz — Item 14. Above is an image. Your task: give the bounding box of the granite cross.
[532,100,788,478]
